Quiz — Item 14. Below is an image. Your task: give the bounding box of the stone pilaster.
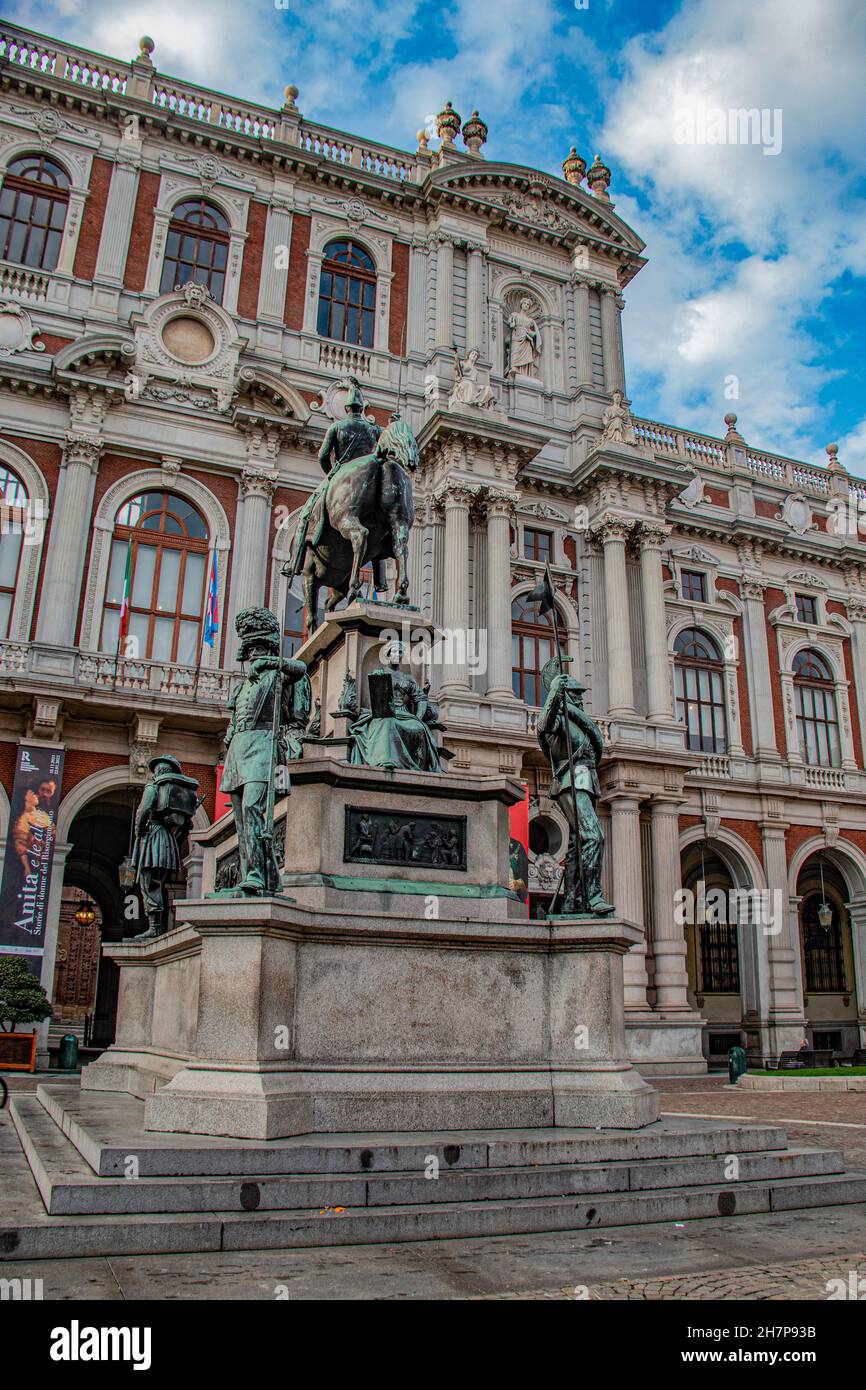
[434,234,454,348]
[760,814,808,1051]
[740,574,780,759]
[466,243,485,353]
[638,522,674,720]
[35,431,103,646]
[91,145,141,312]
[256,195,294,322]
[572,276,593,388]
[595,515,635,715]
[232,467,277,620]
[649,796,692,1012]
[600,286,626,395]
[484,487,518,697]
[438,481,475,692]
[608,792,649,1008]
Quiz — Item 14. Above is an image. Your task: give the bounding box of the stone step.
[9,1096,847,1216]
[37,1083,791,1179]
[3,1166,865,1261]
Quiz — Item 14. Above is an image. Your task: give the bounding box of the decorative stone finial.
[562,147,586,185]
[138,36,155,61]
[436,101,462,147]
[586,153,611,200]
[723,413,745,444]
[462,110,488,157]
[416,127,430,153]
[283,84,300,111]
[826,442,845,472]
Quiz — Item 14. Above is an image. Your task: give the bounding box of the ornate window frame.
[776,632,856,770]
[79,470,231,669]
[667,613,745,757]
[303,217,393,354]
[0,136,94,305]
[0,438,49,642]
[144,164,255,314]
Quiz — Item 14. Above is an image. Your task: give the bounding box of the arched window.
[0,465,27,638]
[674,627,727,754]
[316,239,376,348]
[800,891,847,993]
[0,153,70,270]
[793,649,840,766]
[159,198,230,302]
[511,593,567,707]
[100,492,209,664]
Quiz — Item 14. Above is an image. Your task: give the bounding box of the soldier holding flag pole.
[527,565,613,917]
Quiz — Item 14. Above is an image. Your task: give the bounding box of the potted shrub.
[0,957,52,1071]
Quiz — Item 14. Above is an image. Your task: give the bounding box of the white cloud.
[602,0,866,462]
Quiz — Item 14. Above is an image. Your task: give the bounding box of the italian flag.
[117,542,132,652]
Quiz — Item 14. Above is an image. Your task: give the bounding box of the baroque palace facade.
[1,22,865,1072]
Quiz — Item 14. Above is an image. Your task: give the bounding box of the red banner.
[508,783,530,914]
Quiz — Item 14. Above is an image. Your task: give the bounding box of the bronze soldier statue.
[223,607,310,895]
[126,755,200,941]
[283,377,380,586]
[537,668,613,916]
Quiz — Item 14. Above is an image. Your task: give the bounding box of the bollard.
[58,1033,79,1071]
[728,1045,748,1084]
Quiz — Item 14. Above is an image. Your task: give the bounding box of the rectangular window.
[524,528,552,563]
[681,570,707,603]
[796,593,817,624]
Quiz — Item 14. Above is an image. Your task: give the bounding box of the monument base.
[83,899,660,1139]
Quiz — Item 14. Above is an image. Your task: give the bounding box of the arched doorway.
[58,788,138,1047]
[681,841,743,1064]
[795,853,859,1055]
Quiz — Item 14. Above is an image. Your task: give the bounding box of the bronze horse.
[288,415,419,632]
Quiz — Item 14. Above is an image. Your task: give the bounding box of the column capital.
[590,513,633,547]
[637,520,671,552]
[63,430,103,470]
[483,486,520,520]
[740,572,768,601]
[240,465,279,500]
[435,481,479,511]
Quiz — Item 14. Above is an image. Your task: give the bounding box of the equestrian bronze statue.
[282,379,419,632]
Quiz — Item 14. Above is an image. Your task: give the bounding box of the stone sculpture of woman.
[507,297,542,378]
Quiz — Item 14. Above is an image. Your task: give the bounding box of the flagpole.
[112,539,133,692]
[543,562,587,917]
[194,547,218,703]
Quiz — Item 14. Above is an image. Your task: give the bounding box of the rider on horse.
[284,377,380,582]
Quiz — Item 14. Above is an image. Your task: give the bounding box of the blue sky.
[12,0,866,472]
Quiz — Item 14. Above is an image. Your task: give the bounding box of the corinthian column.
[438,482,475,692]
[608,792,649,1008]
[36,431,102,646]
[596,516,635,715]
[484,488,518,697]
[638,522,673,720]
[650,796,692,1011]
[232,468,277,619]
[740,575,779,759]
[257,196,294,322]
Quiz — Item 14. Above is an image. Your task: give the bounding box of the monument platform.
[4,1082,865,1259]
[80,903,659,1138]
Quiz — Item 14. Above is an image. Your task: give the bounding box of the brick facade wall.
[72,156,113,280]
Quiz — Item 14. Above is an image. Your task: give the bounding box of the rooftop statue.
[282,377,419,631]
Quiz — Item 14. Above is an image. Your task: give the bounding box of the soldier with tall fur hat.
[222,606,310,895]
